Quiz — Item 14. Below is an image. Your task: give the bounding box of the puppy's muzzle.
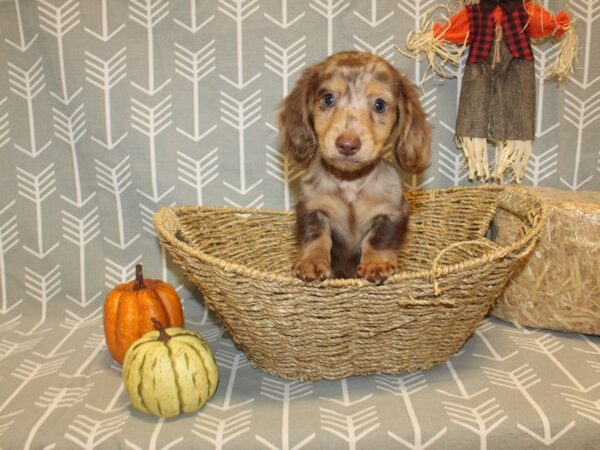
[335,133,361,156]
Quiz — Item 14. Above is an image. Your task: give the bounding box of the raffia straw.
[492,140,532,183]
[398,3,467,81]
[522,0,578,83]
[493,141,514,182]
[456,137,490,181]
[511,140,533,182]
[456,138,533,183]
[447,0,478,12]
[544,27,578,83]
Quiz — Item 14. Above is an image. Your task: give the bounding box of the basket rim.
[154,185,547,289]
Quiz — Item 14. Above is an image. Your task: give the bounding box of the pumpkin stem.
[151,318,171,343]
[134,264,145,290]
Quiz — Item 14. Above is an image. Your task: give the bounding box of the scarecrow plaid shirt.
[467,3,533,64]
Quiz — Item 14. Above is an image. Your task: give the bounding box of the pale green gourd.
[122,319,219,418]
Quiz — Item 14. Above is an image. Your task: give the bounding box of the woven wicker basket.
[154,185,545,381]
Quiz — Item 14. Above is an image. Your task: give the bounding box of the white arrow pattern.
[0,1,598,448]
[61,207,102,307]
[5,0,39,51]
[38,0,82,105]
[0,97,10,149]
[0,201,22,314]
[483,364,575,446]
[256,377,315,450]
[95,156,140,249]
[219,0,261,89]
[377,373,448,450]
[173,0,214,33]
[65,410,129,449]
[129,0,171,95]
[9,58,52,157]
[84,0,125,41]
[310,0,350,55]
[131,95,175,202]
[569,0,600,89]
[265,0,305,29]
[18,164,59,259]
[85,48,129,150]
[174,40,218,142]
[561,90,600,190]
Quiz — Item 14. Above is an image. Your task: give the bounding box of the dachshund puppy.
[279,51,431,283]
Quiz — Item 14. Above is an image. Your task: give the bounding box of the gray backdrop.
[0,1,599,449]
[1,0,599,317]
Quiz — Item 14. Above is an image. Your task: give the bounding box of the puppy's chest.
[302,162,402,246]
[338,180,361,205]
[330,186,381,244]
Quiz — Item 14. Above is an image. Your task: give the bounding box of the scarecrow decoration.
[403,0,577,182]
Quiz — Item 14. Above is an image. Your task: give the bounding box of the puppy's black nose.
[335,133,361,156]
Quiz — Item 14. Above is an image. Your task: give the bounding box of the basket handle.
[431,239,499,296]
[496,187,547,232]
[495,187,548,259]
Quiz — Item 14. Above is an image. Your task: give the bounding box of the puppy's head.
[278,51,431,174]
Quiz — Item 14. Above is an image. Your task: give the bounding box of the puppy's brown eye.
[321,93,336,108]
[373,98,388,113]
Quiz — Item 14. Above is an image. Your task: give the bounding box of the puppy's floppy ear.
[278,65,320,166]
[392,73,431,174]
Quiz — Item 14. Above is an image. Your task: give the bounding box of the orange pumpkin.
[103,264,184,364]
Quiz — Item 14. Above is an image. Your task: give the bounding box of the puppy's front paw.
[357,257,396,284]
[293,258,332,282]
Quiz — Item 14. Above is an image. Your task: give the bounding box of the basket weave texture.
[154,185,545,381]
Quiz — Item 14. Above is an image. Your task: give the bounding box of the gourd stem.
[134,264,145,290]
[152,318,171,342]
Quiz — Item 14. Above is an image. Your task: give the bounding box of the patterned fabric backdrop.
[0,1,599,449]
[1,0,599,317]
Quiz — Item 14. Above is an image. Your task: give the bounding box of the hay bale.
[492,186,600,335]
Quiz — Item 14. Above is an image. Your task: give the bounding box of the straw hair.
[456,137,490,180]
[399,3,467,81]
[544,27,578,83]
[456,138,533,183]
[154,186,545,381]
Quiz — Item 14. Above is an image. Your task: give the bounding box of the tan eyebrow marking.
[374,70,391,84]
